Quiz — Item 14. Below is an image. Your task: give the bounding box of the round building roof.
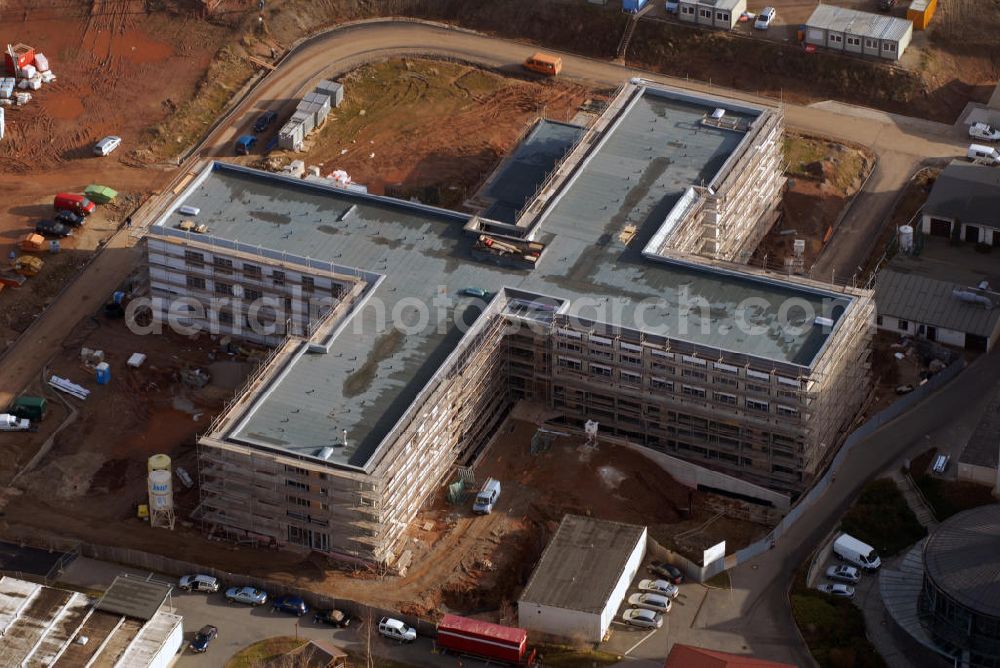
[924,504,1000,618]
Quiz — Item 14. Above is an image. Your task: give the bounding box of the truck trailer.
[436,614,536,666]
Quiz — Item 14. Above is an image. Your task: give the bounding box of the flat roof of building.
[481,119,584,224]
[95,575,171,621]
[154,83,854,470]
[923,504,1000,618]
[519,515,645,613]
[875,269,1000,338]
[806,4,912,42]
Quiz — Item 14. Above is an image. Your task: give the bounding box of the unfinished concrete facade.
[140,81,872,565]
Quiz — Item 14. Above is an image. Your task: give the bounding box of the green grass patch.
[840,478,927,556]
[915,476,996,521]
[791,565,887,668]
[535,644,621,668]
[782,134,871,193]
[225,636,303,667]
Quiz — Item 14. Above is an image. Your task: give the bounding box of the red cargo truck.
[436,614,537,666]
[53,193,96,217]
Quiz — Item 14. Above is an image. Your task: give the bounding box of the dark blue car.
[189,625,218,653]
[253,110,278,133]
[271,595,309,616]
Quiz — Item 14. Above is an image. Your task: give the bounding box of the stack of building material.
[0,78,13,98]
[315,79,344,107]
[49,375,90,400]
[278,81,343,153]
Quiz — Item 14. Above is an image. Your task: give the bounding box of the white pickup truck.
[0,414,30,432]
[378,617,416,643]
[969,122,1000,142]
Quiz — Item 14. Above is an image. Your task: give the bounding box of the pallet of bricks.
[278,79,343,152]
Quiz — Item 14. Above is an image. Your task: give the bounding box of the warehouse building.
[518,515,646,643]
[804,5,913,61]
[921,161,1000,246]
[141,81,872,565]
[677,0,747,30]
[0,575,181,667]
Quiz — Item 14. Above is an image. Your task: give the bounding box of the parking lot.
[601,557,747,662]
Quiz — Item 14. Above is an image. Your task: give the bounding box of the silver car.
[628,592,672,613]
[93,135,121,156]
[178,574,220,593]
[638,578,679,598]
[225,586,268,606]
[825,565,860,584]
[817,583,855,598]
[622,607,663,629]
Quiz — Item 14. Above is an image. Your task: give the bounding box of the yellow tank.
[147,454,171,473]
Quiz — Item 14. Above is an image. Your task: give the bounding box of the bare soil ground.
[0,0,240,354]
[751,133,874,272]
[255,58,592,208]
[859,166,939,281]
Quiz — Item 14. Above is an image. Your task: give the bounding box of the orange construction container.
[907,0,937,30]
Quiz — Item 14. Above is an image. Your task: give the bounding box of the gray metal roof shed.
[806,4,913,41]
[94,575,171,621]
[519,515,645,613]
[875,269,1000,338]
[924,160,1000,230]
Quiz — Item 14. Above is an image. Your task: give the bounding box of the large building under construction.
[140,82,873,564]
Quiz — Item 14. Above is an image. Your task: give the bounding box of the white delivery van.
[472,478,501,515]
[967,144,1000,164]
[833,533,881,571]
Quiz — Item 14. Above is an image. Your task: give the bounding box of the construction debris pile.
[2,43,55,111]
[278,79,343,152]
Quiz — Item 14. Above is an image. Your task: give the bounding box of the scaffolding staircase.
[616,4,653,61]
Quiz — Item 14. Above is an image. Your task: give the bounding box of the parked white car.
[969,122,1000,142]
[825,565,860,584]
[638,578,679,598]
[817,583,855,598]
[378,617,416,643]
[754,7,776,29]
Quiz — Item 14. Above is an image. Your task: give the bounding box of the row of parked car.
[176,574,354,653]
[621,561,686,630]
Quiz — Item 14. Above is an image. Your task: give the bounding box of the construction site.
[124,78,874,570]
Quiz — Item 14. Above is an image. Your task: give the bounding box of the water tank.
[899,225,914,253]
[148,469,173,511]
[147,454,171,473]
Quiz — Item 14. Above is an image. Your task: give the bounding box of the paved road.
[0,17,981,665]
[692,349,1000,666]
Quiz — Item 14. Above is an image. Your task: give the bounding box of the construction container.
[907,0,936,30]
[315,79,344,107]
[5,44,34,76]
[84,184,118,204]
[435,615,536,666]
[9,395,46,421]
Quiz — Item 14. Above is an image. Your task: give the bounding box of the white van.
[93,135,122,156]
[967,143,1000,164]
[472,478,501,514]
[833,533,881,571]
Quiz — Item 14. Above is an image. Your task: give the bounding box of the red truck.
[53,193,96,217]
[436,614,537,666]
